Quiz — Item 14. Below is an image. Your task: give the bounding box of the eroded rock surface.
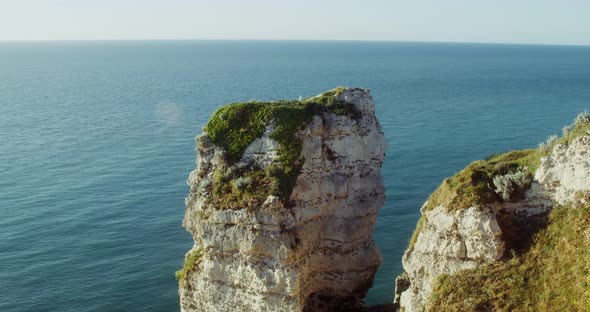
[536,135,590,204]
[179,88,386,312]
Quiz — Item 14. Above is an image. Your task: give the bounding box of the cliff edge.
[178,88,386,312]
[396,113,590,311]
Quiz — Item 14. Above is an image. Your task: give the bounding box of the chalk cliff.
[395,113,590,311]
[178,88,386,312]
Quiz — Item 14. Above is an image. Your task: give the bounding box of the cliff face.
[396,115,590,312]
[179,88,386,312]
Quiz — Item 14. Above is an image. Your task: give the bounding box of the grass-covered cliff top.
[428,198,590,311]
[406,112,590,253]
[205,87,358,164]
[202,87,361,207]
[423,112,590,212]
[423,149,540,212]
[406,149,539,253]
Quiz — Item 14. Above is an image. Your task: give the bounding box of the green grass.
[175,246,204,286]
[203,87,360,208]
[407,215,425,253]
[424,149,540,212]
[427,201,590,312]
[204,87,353,164]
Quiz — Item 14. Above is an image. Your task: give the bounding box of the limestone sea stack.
[178,88,386,312]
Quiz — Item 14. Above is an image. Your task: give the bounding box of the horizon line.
[0,38,589,48]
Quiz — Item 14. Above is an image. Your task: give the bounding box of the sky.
[0,0,589,45]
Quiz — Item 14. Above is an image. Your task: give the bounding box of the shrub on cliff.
[492,170,532,202]
[538,134,558,155]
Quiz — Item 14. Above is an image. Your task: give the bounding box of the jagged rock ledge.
[178,88,387,312]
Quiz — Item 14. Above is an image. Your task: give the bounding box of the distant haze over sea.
[1,40,589,311]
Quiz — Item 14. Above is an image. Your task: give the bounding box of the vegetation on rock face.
[406,112,590,253]
[428,201,590,312]
[202,87,361,208]
[424,149,540,212]
[209,162,280,209]
[492,170,533,202]
[558,111,590,146]
[407,215,425,253]
[537,134,559,156]
[538,112,590,156]
[422,112,590,213]
[204,87,354,163]
[175,246,204,286]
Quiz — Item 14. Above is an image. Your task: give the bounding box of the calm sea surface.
[1,41,590,311]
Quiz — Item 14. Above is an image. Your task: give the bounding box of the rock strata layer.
[179,88,386,312]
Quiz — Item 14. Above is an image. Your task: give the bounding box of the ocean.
[1,40,589,311]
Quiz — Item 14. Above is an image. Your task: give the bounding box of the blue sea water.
[1,40,590,311]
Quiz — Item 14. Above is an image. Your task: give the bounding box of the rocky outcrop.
[535,135,590,204]
[396,205,504,312]
[179,88,386,312]
[396,117,590,312]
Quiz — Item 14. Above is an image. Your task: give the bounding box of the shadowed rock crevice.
[495,208,550,255]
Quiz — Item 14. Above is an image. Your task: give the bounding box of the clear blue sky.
[1,0,589,45]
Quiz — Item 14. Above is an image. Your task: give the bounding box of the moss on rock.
[176,246,204,286]
[406,215,425,253]
[203,87,360,208]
